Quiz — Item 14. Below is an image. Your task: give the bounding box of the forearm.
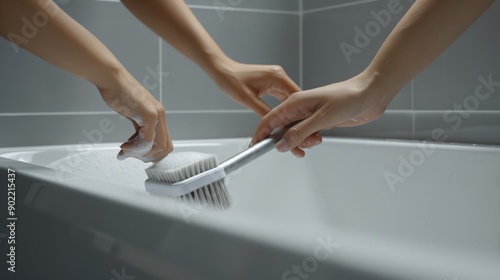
[121,0,231,78]
[363,0,494,106]
[0,0,128,90]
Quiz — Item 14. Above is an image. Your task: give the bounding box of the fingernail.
[293,151,305,158]
[117,150,129,161]
[313,140,321,146]
[275,139,289,152]
[271,126,283,134]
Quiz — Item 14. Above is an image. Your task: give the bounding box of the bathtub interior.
[1,137,500,279]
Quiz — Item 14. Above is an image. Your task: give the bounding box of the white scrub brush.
[145,151,233,209]
[144,123,295,209]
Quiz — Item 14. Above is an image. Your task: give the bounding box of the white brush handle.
[218,121,295,174]
[218,138,275,174]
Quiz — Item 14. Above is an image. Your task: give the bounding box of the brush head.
[145,151,233,209]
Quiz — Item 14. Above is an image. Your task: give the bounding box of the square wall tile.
[0,114,133,148]
[414,1,500,110]
[323,110,413,139]
[0,40,104,113]
[414,111,500,145]
[166,112,260,139]
[0,0,159,113]
[303,0,413,109]
[186,0,299,11]
[162,9,299,111]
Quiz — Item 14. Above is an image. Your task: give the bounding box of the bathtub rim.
[0,136,499,159]
[1,137,500,280]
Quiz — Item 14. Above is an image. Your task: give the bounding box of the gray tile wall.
[303,0,500,145]
[0,0,299,148]
[1,0,499,148]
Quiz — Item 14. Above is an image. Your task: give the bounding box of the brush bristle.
[145,152,233,209]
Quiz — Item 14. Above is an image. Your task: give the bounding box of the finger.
[153,115,174,161]
[117,120,140,160]
[274,112,327,153]
[117,116,156,160]
[262,87,289,102]
[138,116,157,144]
[250,97,305,145]
[298,132,323,149]
[245,92,273,117]
[143,111,173,162]
[123,131,139,144]
[266,65,300,94]
[119,118,140,148]
[117,135,135,160]
[117,131,154,160]
[144,112,166,156]
[291,147,305,158]
[276,72,301,95]
[147,144,172,163]
[265,75,301,102]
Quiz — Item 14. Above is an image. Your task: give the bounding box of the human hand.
[210,59,323,156]
[98,74,173,162]
[250,73,390,157]
[211,59,302,117]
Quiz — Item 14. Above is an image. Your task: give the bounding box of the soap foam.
[127,133,153,155]
[118,132,154,161]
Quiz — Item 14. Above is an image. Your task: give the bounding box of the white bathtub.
[0,138,499,280]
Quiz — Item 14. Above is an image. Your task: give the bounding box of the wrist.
[90,61,125,90]
[356,69,400,111]
[202,52,236,81]
[95,64,135,93]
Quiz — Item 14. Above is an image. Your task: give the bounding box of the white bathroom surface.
[1,138,499,280]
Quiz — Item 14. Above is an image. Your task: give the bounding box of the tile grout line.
[2,109,500,117]
[94,0,382,17]
[187,5,299,15]
[374,109,500,114]
[93,0,299,14]
[159,37,163,105]
[303,0,382,14]
[411,78,415,139]
[0,112,116,117]
[167,109,252,114]
[0,110,255,117]
[404,110,500,114]
[299,0,303,88]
